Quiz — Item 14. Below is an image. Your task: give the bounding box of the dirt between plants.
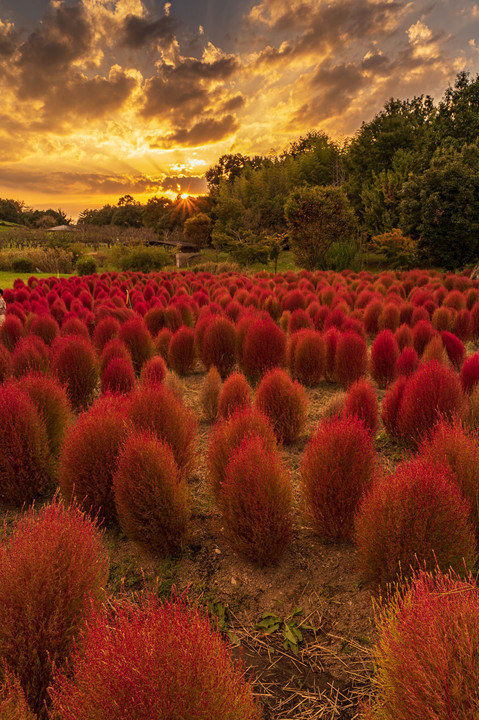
[105,367,386,720]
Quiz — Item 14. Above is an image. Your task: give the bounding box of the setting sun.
[180,193,189,200]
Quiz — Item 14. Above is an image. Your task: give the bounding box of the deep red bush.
[395,361,465,444]
[0,384,53,507]
[453,308,472,341]
[119,317,154,375]
[11,335,50,377]
[99,337,131,374]
[18,371,71,457]
[139,354,167,387]
[221,436,293,565]
[363,569,479,720]
[207,407,277,501]
[0,499,108,718]
[440,330,465,368]
[287,308,313,334]
[58,395,132,523]
[200,365,222,423]
[0,343,11,382]
[255,368,308,444]
[300,416,376,542]
[412,320,436,355]
[431,305,453,332]
[334,331,368,388]
[128,385,197,480]
[342,378,379,435]
[0,314,23,351]
[30,314,60,346]
[288,329,326,386]
[377,303,400,332]
[144,304,165,335]
[240,317,286,381]
[154,326,172,359]
[167,326,195,376]
[395,346,419,377]
[92,316,120,352]
[60,317,90,340]
[381,375,407,437]
[354,458,476,587]
[51,336,99,411]
[363,300,383,335]
[200,316,237,378]
[49,592,262,720]
[113,431,189,554]
[218,371,252,419]
[460,351,479,392]
[370,329,399,387]
[101,356,136,395]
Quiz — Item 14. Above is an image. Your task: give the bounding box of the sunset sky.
[1,0,479,219]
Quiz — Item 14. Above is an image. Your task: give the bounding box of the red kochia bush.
[460,351,479,392]
[240,317,286,381]
[58,395,132,523]
[218,371,252,419]
[342,378,378,435]
[200,366,222,423]
[207,407,277,501]
[99,337,131,374]
[51,336,99,411]
[0,343,11,382]
[139,354,167,387]
[363,569,479,720]
[119,317,154,375]
[255,368,308,444]
[128,385,197,480]
[287,329,326,386]
[370,330,399,387]
[334,331,368,388]
[113,431,189,554]
[11,335,50,377]
[49,592,262,720]
[30,314,60,346]
[440,330,465,368]
[0,314,23,351]
[221,436,293,565]
[395,346,419,377]
[167,326,195,376]
[395,361,465,444]
[412,320,436,355]
[19,371,71,457]
[300,416,376,542]
[200,316,237,378]
[0,499,109,718]
[381,375,407,437]
[101,356,136,395]
[354,458,476,588]
[92,316,120,352]
[0,384,53,507]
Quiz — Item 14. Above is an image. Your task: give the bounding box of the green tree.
[400,143,479,269]
[284,185,357,270]
[183,212,211,249]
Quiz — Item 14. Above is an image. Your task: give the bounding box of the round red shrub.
[139,354,167,387]
[144,305,165,335]
[288,329,326,386]
[200,365,222,423]
[218,371,252,419]
[364,300,383,335]
[92,316,120,352]
[342,378,378,435]
[370,329,399,387]
[396,361,465,444]
[128,384,197,480]
[0,314,23,351]
[354,458,476,587]
[377,303,400,332]
[99,337,131,374]
[240,318,286,381]
[432,305,454,332]
[101,356,136,395]
[49,592,262,720]
[460,351,479,392]
[58,395,132,523]
[207,407,277,501]
[255,368,308,444]
[113,431,189,554]
[364,569,479,720]
[19,371,71,457]
[201,317,237,379]
[453,308,472,341]
[0,498,108,718]
[300,416,376,542]
[30,314,60,346]
[167,326,195,376]
[11,335,50,377]
[412,320,436,355]
[155,326,172,359]
[60,317,90,340]
[51,336,99,411]
[119,317,154,375]
[395,346,419,377]
[221,436,293,565]
[381,375,407,437]
[440,330,465,368]
[0,384,53,507]
[334,331,368,388]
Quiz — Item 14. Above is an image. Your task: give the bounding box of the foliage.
[255,367,308,444]
[167,326,195,376]
[218,371,252,419]
[200,365,222,423]
[51,336,99,411]
[284,185,357,270]
[183,212,211,249]
[200,316,237,378]
[119,246,172,272]
[369,228,417,268]
[334,331,368,387]
[0,498,108,718]
[255,607,315,655]
[240,317,286,381]
[75,256,97,276]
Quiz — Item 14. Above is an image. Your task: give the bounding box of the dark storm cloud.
[142,56,239,121]
[121,13,178,48]
[221,94,245,112]
[254,0,406,65]
[16,3,93,98]
[0,22,18,56]
[162,114,239,146]
[160,175,208,194]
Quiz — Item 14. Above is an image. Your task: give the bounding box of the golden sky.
[1,0,478,219]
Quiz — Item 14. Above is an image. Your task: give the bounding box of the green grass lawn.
[0,271,72,289]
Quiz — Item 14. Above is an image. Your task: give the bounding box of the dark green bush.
[75,256,97,276]
[120,246,171,272]
[12,257,33,273]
